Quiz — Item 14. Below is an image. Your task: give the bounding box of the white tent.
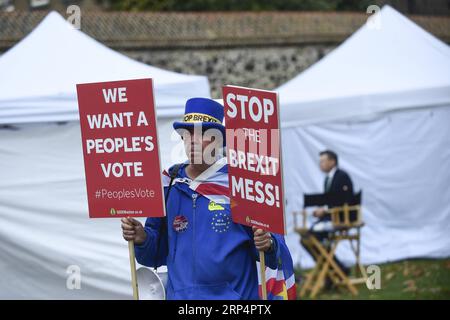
[0,11,210,123]
[0,11,210,167]
[279,6,450,269]
[0,12,209,299]
[279,6,450,126]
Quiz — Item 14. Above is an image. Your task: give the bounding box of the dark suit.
[319,168,353,222]
[301,167,354,277]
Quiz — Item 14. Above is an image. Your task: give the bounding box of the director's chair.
[328,191,367,287]
[293,192,366,298]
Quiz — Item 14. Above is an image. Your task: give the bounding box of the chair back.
[329,191,363,228]
[303,193,329,208]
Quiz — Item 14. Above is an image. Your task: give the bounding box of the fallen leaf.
[385,272,395,281]
[403,280,417,292]
[412,269,423,277]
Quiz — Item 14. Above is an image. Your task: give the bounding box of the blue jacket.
[134,164,283,300]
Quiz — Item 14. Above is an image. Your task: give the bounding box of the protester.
[121,97,295,300]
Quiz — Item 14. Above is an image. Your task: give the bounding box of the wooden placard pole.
[259,251,267,300]
[128,240,139,300]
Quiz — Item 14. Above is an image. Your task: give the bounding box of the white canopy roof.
[278,6,450,126]
[0,11,210,124]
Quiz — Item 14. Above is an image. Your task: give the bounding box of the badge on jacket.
[208,201,224,211]
[173,215,188,232]
[211,212,231,233]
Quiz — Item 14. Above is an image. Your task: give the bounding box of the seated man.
[301,150,353,277]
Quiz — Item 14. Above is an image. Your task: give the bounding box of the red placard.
[223,85,286,235]
[76,78,165,218]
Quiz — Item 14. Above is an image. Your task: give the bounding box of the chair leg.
[310,256,330,298]
[300,235,359,298]
[327,269,344,290]
[349,229,368,284]
[315,241,358,296]
[299,237,321,298]
[300,255,322,297]
[307,236,334,298]
[356,230,368,282]
[300,235,332,298]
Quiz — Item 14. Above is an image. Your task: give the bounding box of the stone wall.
[123,45,336,98]
[2,11,448,98]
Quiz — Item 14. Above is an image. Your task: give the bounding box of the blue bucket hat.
[173,97,225,139]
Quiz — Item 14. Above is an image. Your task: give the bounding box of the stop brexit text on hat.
[76,78,165,219]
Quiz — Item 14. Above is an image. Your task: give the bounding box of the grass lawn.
[296,258,450,300]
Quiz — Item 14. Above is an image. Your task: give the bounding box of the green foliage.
[109,0,378,12]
